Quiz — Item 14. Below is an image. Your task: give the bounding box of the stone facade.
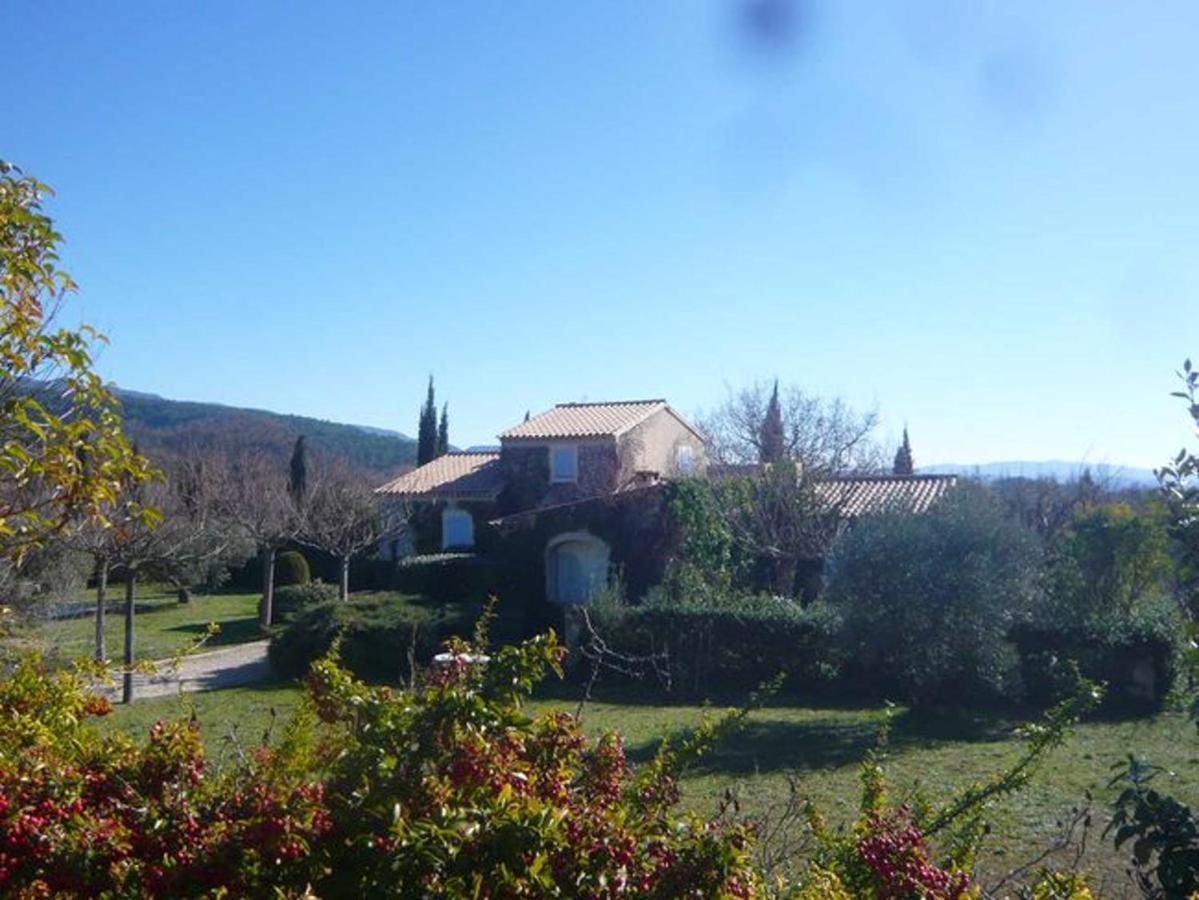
[497,441,621,513]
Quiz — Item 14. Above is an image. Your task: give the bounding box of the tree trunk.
[122,568,137,704]
[259,545,276,629]
[770,554,799,597]
[339,554,350,602]
[94,555,108,664]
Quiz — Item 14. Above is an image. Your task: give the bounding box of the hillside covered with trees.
[115,389,416,476]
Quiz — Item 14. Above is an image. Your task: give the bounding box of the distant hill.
[920,460,1159,488]
[115,389,417,477]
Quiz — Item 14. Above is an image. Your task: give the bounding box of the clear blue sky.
[3,1,1195,469]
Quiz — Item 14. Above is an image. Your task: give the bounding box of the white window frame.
[676,444,694,475]
[550,444,578,483]
[441,507,474,549]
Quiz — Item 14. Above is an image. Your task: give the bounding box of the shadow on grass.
[625,716,886,772]
[533,678,890,714]
[621,705,1017,776]
[167,617,263,648]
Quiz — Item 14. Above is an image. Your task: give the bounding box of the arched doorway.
[545,532,610,605]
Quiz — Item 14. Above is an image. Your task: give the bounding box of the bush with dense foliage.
[0,632,776,898]
[825,484,1043,707]
[594,580,842,696]
[391,552,525,605]
[788,683,1100,899]
[271,580,339,622]
[1102,358,1199,897]
[0,656,331,896]
[274,550,311,587]
[665,464,840,599]
[1017,503,1183,714]
[1014,598,1182,714]
[1048,503,1171,626]
[1107,756,1199,898]
[268,593,478,682]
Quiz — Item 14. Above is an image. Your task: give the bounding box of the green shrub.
[391,553,526,605]
[0,638,768,897]
[1022,503,1181,714]
[597,584,842,695]
[272,580,339,622]
[1049,502,1171,625]
[826,484,1042,707]
[268,593,477,682]
[274,550,310,587]
[1014,597,1183,714]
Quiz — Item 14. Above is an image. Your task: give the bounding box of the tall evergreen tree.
[892,427,915,476]
[288,435,308,507]
[759,379,786,464]
[417,376,438,466]
[436,402,449,457]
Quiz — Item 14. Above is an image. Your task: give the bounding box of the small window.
[441,508,474,549]
[551,445,578,483]
[676,445,694,475]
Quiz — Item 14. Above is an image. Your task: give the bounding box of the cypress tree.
[436,402,449,457]
[892,427,915,476]
[759,380,786,464]
[289,435,308,506]
[417,376,438,466]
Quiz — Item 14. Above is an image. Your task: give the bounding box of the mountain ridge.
[920,459,1159,487]
[114,388,417,476]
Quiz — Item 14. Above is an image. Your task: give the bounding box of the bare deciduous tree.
[300,460,405,601]
[699,380,881,472]
[713,459,847,595]
[216,450,297,629]
[71,517,119,663]
[105,451,242,702]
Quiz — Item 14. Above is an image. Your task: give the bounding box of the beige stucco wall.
[620,408,706,479]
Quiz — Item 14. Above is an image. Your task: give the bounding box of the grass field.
[104,677,1199,893]
[25,588,262,663]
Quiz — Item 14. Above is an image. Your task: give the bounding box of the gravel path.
[102,640,272,701]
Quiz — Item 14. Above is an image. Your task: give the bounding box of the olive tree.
[826,484,1043,706]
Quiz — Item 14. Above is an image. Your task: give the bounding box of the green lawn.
[104,678,1199,891]
[26,588,263,663]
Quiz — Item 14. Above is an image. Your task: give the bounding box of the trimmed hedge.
[598,591,842,695]
[391,554,529,606]
[268,593,479,683]
[275,551,310,587]
[1013,610,1181,714]
[272,581,339,622]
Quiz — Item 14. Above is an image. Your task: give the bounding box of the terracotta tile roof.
[499,400,667,441]
[816,474,958,517]
[375,452,503,501]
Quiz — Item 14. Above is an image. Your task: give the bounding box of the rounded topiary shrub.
[274,550,311,587]
[268,594,478,683]
[272,580,339,623]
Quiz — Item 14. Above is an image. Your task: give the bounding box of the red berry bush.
[0,632,762,898]
[0,658,330,897]
[0,627,1101,898]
